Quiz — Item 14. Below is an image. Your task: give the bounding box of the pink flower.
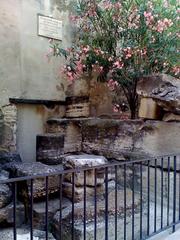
[107,79,119,91]
[144,11,154,27]
[172,66,180,76]
[113,104,120,113]
[113,60,124,69]
[123,47,133,59]
[156,18,173,33]
[82,46,90,54]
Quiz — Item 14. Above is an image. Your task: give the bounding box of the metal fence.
[0,154,180,240]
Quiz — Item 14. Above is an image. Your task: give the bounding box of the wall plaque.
[38,15,62,41]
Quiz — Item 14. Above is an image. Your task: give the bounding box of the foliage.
[49,0,180,118]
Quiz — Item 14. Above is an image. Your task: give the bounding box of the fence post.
[173,156,177,233]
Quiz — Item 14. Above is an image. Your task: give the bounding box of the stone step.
[36,133,64,165]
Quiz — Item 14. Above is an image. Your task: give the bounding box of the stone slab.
[9,162,63,199]
[63,154,107,186]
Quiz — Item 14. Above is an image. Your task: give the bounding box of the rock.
[0,170,9,180]
[163,113,180,122]
[138,97,163,120]
[62,182,104,202]
[63,154,108,186]
[65,96,90,118]
[52,187,141,239]
[36,134,64,165]
[137,74,180,114]
[0,152,21,169]
[10,162,63,200]
[0,184,12,209]
[0,202,25,227]
[0,170,12,209]
[33,197,71,230]
[0,228,55,240]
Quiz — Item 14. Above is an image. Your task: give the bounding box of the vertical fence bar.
[124,164,127,240]
[115,166,118,240]
[132,163,135,240]
[154,159,157,233]
[167,157,170,226]
[161,158,164,229]
[94,169,97,240]
[72,172,75,240]
[84,171,86,240]
[13,182,17,240]
[59,174,63,240]
[173,156,177,233]
[140,162,143,240]
[45,177,49,240]
[30,179,34,240]
[105,167,108,240]
[147,160,150,236]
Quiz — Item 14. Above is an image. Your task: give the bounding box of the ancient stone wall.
[0,105,17,152]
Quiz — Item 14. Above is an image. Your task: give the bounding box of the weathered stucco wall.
[0,0,73,104]
[0,0,73,160]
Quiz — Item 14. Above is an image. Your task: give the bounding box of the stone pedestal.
[62,154,108,202]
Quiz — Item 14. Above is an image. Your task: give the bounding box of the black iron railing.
[0,154,180,240]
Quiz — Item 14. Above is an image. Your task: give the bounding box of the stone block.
[63,154,108,186]
[62,182,104,202]
[138,97,162,120]
[46,118,83,153]
[137,74,180,115]
[10,162,63,200]
[36,134,64,165]
[81,119,180,161]
[81,119,142,159]
[65,96,90,118]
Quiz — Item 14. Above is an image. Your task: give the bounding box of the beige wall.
[0,0,74,104]
[0,0,73,161]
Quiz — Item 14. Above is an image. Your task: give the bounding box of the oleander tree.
[48,0,180,119]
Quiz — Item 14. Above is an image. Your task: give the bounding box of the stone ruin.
[0,74,180,239]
